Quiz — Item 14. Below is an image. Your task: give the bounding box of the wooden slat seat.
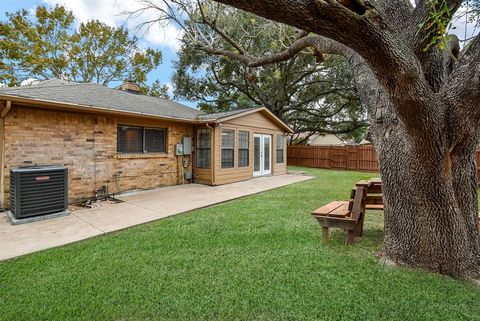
[312,178,384,245]
[311,186,367,245]
[312,201,350,218]
[355,180,370,187]
[366,204,384,210]
[329,203,351,218]
[312,200,346,215]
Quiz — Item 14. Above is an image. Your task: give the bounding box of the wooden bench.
[311,186,367,245]
[354,179,383,211]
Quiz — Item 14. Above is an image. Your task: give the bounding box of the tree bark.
[210,0,480,281]
[351,53,480,281]
[377,127,480,281]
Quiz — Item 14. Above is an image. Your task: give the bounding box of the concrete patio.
[0,173,313,261]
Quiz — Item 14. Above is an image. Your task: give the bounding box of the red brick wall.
[2,106,194,206]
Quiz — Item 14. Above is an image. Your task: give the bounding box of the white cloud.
[450,6,479,43]
[20,78,41,86]
[41,0,183,51]
[164,81,174,96]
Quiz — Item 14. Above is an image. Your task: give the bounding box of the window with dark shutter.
[221,129,235,168]
[276,134,285,164]
[117,125,167,154]
[196,128,211,168]
[238,131,249,167]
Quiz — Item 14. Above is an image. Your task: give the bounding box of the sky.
[0,0,190,105]
[1,1,478,108]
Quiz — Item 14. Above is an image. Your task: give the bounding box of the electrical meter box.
[175,144,183,156]
[183,137,192,155]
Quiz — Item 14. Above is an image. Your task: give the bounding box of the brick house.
[0,79,293,207]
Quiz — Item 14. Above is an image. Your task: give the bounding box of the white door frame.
[253,134,272,177]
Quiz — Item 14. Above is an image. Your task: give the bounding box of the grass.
[1,167,479,321]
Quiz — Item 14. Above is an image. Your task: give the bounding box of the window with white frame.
[276,134,285,164]
[238,131,249,167]
[221,129,235,168]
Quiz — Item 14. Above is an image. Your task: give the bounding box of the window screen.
[117,125,166,154]
[196,128,211,168]
[117,126,143,153]
[238,131,249,167]
[276,134,285,164]
[145,128,166,153]
[221,129,235,168]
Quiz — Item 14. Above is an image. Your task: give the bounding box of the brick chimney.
[120,80,141,94]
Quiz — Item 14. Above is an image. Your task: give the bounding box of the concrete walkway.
[0,173,313,261]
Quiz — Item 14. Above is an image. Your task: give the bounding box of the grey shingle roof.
[0,79,203,121]
[0,80,292,132]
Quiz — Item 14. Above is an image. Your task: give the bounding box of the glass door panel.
[263,135,271,174]
[253,135,261,176]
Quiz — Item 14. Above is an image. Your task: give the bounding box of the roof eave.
[0,94,198,124]
[0,94,295,133]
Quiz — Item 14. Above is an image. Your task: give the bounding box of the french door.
[253,134,272,177]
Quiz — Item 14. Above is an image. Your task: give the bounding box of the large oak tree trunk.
[377,128,480,280]
[210,0,480,281]
[353,55,480,281]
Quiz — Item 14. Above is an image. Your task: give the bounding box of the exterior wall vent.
[10,166,68,219]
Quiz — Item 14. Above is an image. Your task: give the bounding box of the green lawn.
[1,167,479,321]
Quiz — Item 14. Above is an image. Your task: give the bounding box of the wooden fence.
[288,145,380,172]
[288,145,480,178]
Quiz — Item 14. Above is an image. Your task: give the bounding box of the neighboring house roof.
[308,133,346,146]
[0,79,293,132]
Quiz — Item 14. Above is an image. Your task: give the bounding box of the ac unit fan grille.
[10,166,68,219]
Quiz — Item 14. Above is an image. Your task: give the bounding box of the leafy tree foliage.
[140,79,170,98]
[0,5,162,88]
[137,1,367,138]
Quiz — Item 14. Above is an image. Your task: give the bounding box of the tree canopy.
[136,0,367,139]
[0,5,162,87]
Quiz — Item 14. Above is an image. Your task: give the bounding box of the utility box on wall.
[183,137,192,155]
[175,144,183,156]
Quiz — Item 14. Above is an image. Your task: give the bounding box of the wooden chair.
[355,179,383,211]
[311,186,367,245]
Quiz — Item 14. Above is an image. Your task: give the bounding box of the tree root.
[378,253,480,286]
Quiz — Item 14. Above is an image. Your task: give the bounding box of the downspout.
[0,101,11,209]
[205,123,216,186]
[1,100,11,118]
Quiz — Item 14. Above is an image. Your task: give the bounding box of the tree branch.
[194,34,354,67]
[212,0,438,134]
[443,35,480,123]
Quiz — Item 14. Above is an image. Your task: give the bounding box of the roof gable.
[203,107,293,133]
